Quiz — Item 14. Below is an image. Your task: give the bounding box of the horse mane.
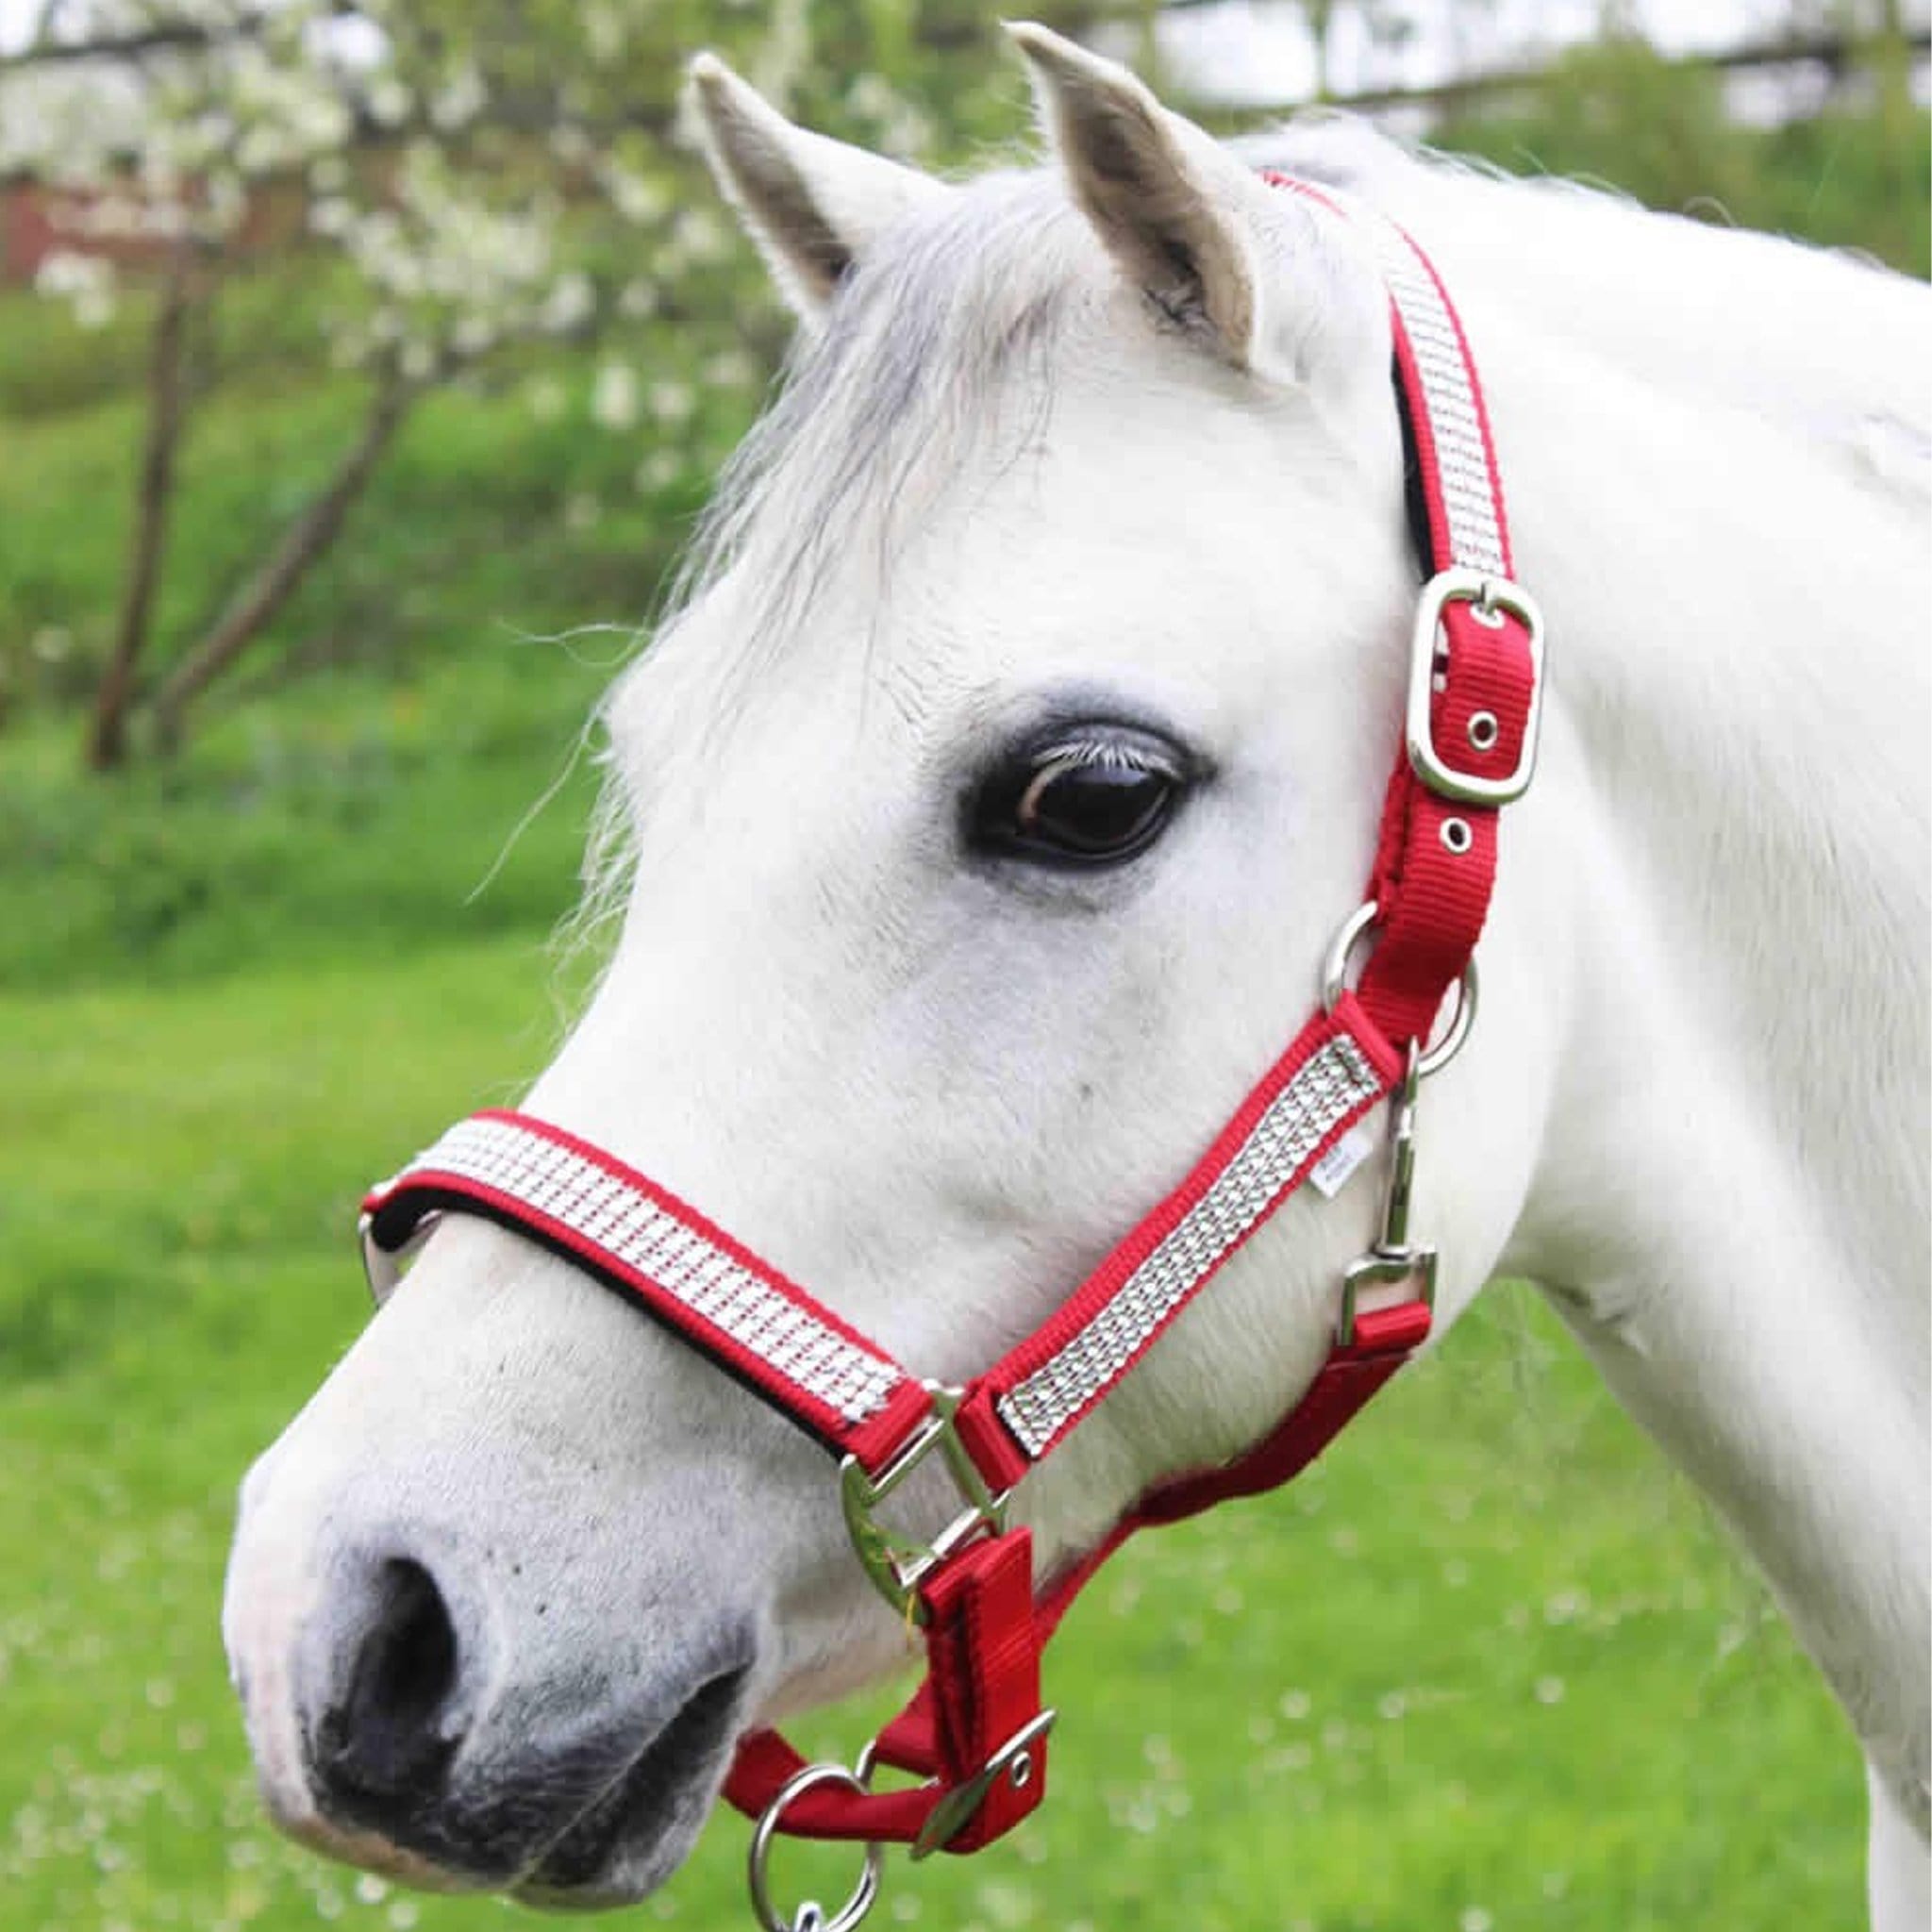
[663,172,1092,664]
[1252,115,1930,489]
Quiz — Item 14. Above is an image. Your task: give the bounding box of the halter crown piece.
[359,176,1545,1932]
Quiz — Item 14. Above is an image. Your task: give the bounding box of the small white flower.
[635,448,684,492]
[365,77,412,128]
[647,379,693,425]
[591,362,640,431]
[541,273,595,335]
[617,278,659,320]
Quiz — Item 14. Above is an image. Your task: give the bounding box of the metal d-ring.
[1417,957,1478,1077]
[1321,900,1478,1079]
[747,1763,883,1932]
[1321,901,1382,1015]
[358,1207,440,1307]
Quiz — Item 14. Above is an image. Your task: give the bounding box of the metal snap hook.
[747,1763,884,1932]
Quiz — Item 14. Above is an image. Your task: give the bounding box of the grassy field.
[0,932,1868,1932]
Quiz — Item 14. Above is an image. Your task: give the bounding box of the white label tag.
[1308,1124,1374,1200]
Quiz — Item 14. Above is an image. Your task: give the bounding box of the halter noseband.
[358,176,1543,1932]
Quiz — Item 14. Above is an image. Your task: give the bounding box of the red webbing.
[724,1531,1046,1850]
[724,1299,1430,1845]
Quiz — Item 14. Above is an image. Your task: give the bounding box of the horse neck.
[1431,212,1928,1807]
[1460,222,1928,1277]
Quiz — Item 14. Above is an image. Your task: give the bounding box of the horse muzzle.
[225,1448,760,1906]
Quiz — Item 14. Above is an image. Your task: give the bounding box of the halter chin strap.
[358,176,1542,1927]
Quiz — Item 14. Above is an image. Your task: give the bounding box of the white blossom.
[364,76,412,128]
[34,251,117,329]
[617,278,660,320]
[648,379,695,425]
[429,66,488,132]
[591,363,641,431]
[540,274,596,336]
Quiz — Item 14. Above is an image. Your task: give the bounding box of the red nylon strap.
[725,1301,1427,1849]
[1266,171,1535,1049]
[723,1530,1046,1850]
[1027,1299,1430,1644]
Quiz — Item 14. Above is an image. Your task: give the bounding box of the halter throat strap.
[358,175,1543,1913]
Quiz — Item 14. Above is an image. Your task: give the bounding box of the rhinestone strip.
[995,1036,1382,1457]
[390,1116,902,1426]
[1351,208,1507,577]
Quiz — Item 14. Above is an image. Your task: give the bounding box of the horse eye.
[973,727,1190,868]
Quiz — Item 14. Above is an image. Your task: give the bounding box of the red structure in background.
[1,179,293,283]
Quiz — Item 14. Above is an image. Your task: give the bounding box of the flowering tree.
[4,0,1141,769]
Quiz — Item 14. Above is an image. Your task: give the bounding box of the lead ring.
[747,1763,884,1932]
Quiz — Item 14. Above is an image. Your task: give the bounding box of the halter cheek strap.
[358,177,1543,1922]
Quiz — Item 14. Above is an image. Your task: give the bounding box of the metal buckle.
[909,1708,1058,1861]
[1338,1042,1438,1346]
[839,1386,1009,1624]
[1406,567,1546,807]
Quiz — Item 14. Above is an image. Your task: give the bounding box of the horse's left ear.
[688,54,948,327]
[1008,23,1328,383]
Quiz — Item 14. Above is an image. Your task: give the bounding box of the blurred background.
[0,4,1924,1929]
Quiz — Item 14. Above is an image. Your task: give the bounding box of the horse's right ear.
[687,55,947,326]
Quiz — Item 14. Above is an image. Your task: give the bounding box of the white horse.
[223,25,1930,1926]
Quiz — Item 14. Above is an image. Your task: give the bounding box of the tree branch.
[149,375,414,748]
[87,246,196,772]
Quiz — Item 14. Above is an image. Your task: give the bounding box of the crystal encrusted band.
[995,1034,1382,1457]
[393,1116,903,1426]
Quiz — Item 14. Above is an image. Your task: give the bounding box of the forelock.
[666,168,1098,679]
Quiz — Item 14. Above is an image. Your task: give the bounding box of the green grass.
[0,942,1866,1931]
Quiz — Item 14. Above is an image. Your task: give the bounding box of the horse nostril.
[312,1557,464,1814]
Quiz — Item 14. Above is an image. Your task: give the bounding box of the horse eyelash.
[1031,735,1164,775]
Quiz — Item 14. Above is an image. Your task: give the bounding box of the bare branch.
[87,246,199,772]
[149,375,415,748]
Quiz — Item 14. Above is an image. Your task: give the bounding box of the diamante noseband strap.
[358,174,1544,1907]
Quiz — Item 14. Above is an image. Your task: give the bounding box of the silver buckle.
[909,1709,1058,1861]
[839,1386,1008,1624]
[1406,567,1545,807]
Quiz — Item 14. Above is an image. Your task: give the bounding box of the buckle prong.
[909,1709,1058,1860]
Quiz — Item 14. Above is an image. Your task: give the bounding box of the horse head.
[223,25,1544,1910]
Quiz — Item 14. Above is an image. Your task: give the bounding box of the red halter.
[358,177,1543,1930]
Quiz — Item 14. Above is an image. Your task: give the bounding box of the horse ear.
[687,54,947,325]
[1007,22,1278,374]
